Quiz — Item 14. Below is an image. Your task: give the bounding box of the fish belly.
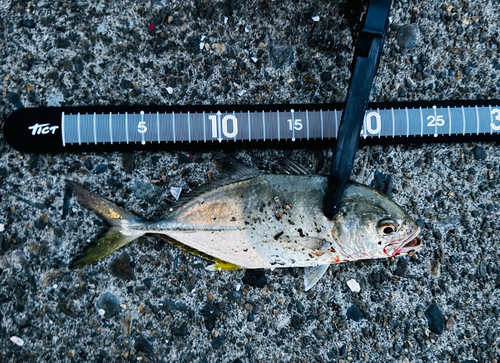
[151,174,338,268]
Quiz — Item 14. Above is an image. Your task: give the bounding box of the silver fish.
[67,159,422,290]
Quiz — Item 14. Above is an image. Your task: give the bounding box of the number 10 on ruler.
[209,111,238,141]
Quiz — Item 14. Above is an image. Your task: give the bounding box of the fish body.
[68,160,422,290]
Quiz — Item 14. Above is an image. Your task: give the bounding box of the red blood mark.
[384,245,401,257]
[311,251,324,257]
[148,24,155,30]
[189,154,194,160]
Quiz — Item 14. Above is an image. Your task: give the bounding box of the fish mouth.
[400,236,423,255]
[395,228,423,256]
[385,228,423,257]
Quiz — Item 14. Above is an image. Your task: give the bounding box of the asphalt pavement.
[1,0,500,362]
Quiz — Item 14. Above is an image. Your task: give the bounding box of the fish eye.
[378,219,398,236]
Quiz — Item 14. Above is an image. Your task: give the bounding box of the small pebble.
[110,253,135,281]
[242,269,267,288]
[425,304,444,335]
[394,258,408,277]
[134,336,154,356]
[10,336,24,346]
[479,260,488,277]
[320,72,332,82]
[22,19,36,28]
[94,164,108,174]
[445,317,454,329]
[171,321,189,336]
[201,302,220,331]
[396,24,420,49]
[346,279,360,292]
[416,305,425,318]
[474,146,486,160]
[97,292,121,318]
[430,259,440,276]
[346,305,364,322]
[170,187,182,200]
[121,153,135,173]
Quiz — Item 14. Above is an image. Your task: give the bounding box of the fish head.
[330,183,423,262]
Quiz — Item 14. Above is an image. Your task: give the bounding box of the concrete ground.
[1,0,500,362]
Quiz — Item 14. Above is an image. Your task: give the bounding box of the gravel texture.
[1,0,500,362]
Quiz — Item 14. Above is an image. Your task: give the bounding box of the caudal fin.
[66,181,145,269]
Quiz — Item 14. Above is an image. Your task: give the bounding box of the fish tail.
[66,181,146,269]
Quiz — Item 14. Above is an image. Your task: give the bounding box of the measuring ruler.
[3,100,500,153]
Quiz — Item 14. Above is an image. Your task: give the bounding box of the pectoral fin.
[303,264,329,291]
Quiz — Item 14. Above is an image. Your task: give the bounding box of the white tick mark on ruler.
[391,108,395,138]
[77,113,81,145]
[157,112,160,143]
[262,111,266,141]
[277,110,280,141]
[433,105,438,137]
[125,112,129,144]
[233,111,237,141]
[405,107,409,137]
[109,112,113,144]
[203,111,206,143]
[140,111,145,145]
[461,106,466,135]
[475,105,480,135]
[93,112,97,145]
[320,109,324,140]
[332,109,336,139]
[61,112,66,146]
[306,109,310,140]
[377,108,381,138]
[448,106,452,136]
[419,107,423,137]
[172,112,176,143]
[188,111,191,143]
[247,111,251,141]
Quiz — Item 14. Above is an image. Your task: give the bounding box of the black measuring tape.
[324,0,391,218]
[3,99,500,153]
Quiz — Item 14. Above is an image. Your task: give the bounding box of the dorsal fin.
[282,159,312,176]
[161,154,260,218]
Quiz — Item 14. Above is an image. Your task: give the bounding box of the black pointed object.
[324,0,392,219]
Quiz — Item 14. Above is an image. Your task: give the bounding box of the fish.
[66,157,423,290]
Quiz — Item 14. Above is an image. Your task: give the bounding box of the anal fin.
[205,261,244,271]
[157,235,243,270]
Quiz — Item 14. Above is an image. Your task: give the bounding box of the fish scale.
[146,175,337,269]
